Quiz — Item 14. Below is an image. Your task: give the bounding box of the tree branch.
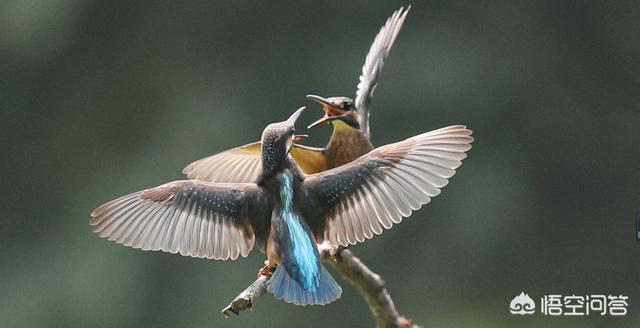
[221,243,420,327]
[221,274,269,318]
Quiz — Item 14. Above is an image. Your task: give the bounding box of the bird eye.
[343,102,352,110]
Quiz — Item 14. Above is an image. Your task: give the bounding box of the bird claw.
[258,265,274,277]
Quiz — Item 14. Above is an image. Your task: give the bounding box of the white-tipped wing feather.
[90,180,264,260]
[303,125,473,246]
[356,6,410,138]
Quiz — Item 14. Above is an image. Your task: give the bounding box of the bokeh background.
[1,1,639,327]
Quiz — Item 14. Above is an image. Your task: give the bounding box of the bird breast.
[326,128,374,169]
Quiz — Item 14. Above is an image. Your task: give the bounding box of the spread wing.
[183,142,326,183]
[290,144,327,174]
[183,142,263,183]
[90,180,269,260]
[302,125,473,246]
[355,6,410,138]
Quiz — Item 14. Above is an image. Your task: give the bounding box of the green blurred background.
[1,1,639,327]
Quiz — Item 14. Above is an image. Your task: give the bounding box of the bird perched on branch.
[182,6,410,182]
[90,107,473,305]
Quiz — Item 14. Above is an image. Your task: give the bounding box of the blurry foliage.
[1,1,639,327]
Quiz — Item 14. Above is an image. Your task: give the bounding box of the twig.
[221,243,420,328]
[221,274,269,318]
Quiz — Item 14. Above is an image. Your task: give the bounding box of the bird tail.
[266,264,342,306]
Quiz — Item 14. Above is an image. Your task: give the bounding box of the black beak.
[286,106,305,125]
[306,94,348,129]
[307,114,349,129]
[306,94,333,107]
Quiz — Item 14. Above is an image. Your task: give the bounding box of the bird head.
[260,107,308,175]
[306,95,359,130]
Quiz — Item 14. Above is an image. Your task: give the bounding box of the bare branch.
[325,248,403,327]
[221,274,269,318]
[221,243,420,327]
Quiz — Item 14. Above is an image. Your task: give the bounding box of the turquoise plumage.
[265,171,341,305]
[278,171,320,291]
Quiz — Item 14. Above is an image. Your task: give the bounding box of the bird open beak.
[306,94,347,129]
[306,94,344,116]
[293,134,308,143]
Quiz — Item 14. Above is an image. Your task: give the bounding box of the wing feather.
[183,142,262,183]
[355,6,411,138]
[303,125,473,246]
[90,180,264,260]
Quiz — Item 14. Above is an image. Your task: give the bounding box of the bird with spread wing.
[183,6,411,182]
[90,107,473,305]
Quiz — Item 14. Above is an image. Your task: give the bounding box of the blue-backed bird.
[182,6,410,182]
[90,107,473,305]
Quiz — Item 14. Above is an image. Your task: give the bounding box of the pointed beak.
[307,114,337,129]
[286,106,305,125]
[306,94,344,115]
[307,110,351,129]
[306,94,347,129]
[306,94,333,107]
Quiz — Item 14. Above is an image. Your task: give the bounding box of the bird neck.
[326,124,374,169]
[260,137,291,177]
[275,171,321,291]
[260,153,296,180]
[331,119,354,132]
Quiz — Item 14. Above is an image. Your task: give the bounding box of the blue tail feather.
[267,264,342,306]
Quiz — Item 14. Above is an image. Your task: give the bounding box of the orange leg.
[260,225,281,277]
[258,264,274,277]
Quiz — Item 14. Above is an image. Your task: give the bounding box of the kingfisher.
[90,107,473,305]
[305,6,410,169]
[182,6,410,182]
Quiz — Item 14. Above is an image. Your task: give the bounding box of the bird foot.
[258,265,274,277]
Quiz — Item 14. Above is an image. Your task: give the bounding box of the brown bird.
[182,6,410,182]
[305,6,410,168]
